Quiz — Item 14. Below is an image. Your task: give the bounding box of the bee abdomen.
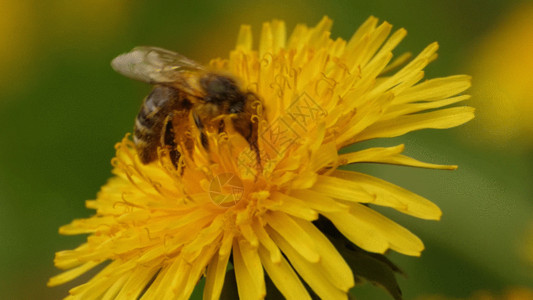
[134,126,161,164]
[133,86,177,164]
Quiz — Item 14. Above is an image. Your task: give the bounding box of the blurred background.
[1,0,532,299]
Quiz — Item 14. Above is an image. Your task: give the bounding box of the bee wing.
[111,46,205,84]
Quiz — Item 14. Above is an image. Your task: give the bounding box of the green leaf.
[341,246,403,300]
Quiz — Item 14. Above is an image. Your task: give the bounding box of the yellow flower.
[49,16,474,299]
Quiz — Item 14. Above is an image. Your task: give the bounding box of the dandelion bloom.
[49,16,474,299]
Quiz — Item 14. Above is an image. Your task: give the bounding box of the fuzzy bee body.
[112,46,260,168]
[133,86,191,164]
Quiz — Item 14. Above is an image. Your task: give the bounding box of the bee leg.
[218,119,225,133]
[193,111,210,151]
[163,117,181,169]
[182,131,195,158]
[192,112,209,151]
[200,132,209,151]
[171,107,195,159]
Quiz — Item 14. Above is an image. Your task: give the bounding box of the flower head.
[49,16,474,299]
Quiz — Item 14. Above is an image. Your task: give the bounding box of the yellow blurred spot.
[0,1,34,93]
[467,2,533,150]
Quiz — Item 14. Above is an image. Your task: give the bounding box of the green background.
[1,0,532,299]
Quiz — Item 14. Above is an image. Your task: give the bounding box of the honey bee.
[111,46,261,168]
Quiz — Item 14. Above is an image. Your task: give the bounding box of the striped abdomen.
[133,86,179,164]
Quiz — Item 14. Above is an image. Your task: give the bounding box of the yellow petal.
[219,229,235,258]
[115,265,160,300]
[266,192,319,221]
[68,261,129,300]
[356,106,475,142]
[332,169,442,219]
[325,203,424,256]
[289,189,348,213]
[321,210,389,254]
[377,28,406,58]
[259,22,273,59]
[156,258,190,299]
[359,21,393,68]
[140,262,169,299]
[347,16,378,49]
[336,92,395,145]
[239,222,259,247]
[339,144,457,170]
[179,245,219,300]
[308,16,333,46]
[380,51,411,75]
[252,219,282,263]
[385,94,471,121]
[54,244,91,269]
[271,19,286,52]
[398,42,439,78]
[350,203,425,256]
[236,24,252,51]
[101,276,127,300]
[269,229,348,300]
[47,261,100,287]
[375,42,439,96]
[309,141,338,173]
[233,239,266,299]
[148,257,183,298]
[311,175,376,203]
[258,245,311,300]
[264,211,320,262]
[395,74,472,104]
[59,217,114,235]
[287,23,308,49]
[203,247,231,300]
[293,218,355,292]
[181,215,224,262]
